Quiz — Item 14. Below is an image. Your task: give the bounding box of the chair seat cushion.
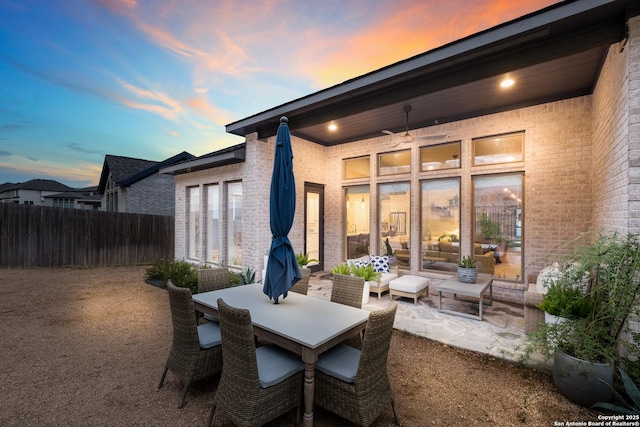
[378,272,398,286]
[389,275,429,293]
[197,322,222,349]
[316,343,361,383]
[256,345,304,388]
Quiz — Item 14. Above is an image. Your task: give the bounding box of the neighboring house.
[98,151,194,216]
[43,186,102,210]
[162,1,640,305]
[0,179,72,205]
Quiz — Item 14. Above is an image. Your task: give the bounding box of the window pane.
[420,142,461,171]
[188,186,200,260]
[344,156,370,179]
[378,150,410,175]
[379,182,410,268]
[205,184,220,263]
[226,182,242,267]
[421,179,460,272]
[473,174,523,280]
[345,185,370,259]
[473,132,524,165]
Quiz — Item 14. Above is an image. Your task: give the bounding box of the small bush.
[145,259,198,294]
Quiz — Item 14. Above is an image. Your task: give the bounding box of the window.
[378,149,410,175]
[344,156,370,179]
[53,198,73,208]
[205,184,220,263]
[345,185,370,259]
[420,142,461,171]
[473,174,523,280]
[188,186,200,260]
[473,131,524,166]
[421,178,460,271]
[379,182,410,267]
[226,182,242,267]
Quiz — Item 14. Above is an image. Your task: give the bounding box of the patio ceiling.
[226,0,638,147]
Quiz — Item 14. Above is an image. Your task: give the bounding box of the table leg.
[479,294,483,320]
[302,349,318,427]
[438,291,442,310]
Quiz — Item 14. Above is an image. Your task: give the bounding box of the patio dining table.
[192,283,370,427]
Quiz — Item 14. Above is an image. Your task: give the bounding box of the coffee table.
[437,273,493,320]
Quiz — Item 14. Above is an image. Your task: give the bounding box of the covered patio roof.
[226,0,638,146]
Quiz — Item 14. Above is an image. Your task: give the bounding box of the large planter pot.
[362,280,373,305]
[553,351,613,407]
[457,267,478,283]
[387,255,397,267]
[544,312,567,325]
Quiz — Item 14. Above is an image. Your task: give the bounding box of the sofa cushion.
[378,272,398,286]
[369,255,390,273]
[439,241,460,253]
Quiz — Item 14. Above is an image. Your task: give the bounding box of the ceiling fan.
[383,105,447,147]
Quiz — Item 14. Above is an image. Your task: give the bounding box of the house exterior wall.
[125,172,176,216]
[592,25,631,235]
[628,16,640,235]
[172,17,640,305]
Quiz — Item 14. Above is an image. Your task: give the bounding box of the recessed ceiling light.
[500,77,515,88]
[328,123,337,131]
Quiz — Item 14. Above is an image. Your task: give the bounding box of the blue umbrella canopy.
[263,116,301,303]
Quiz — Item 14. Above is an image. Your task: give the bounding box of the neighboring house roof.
[0,179,72,193]
[98,151,195,193]
[161,143,246,176]
[226,0,638,146]
[44,186,101,201]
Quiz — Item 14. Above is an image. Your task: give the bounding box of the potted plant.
[384,238,397,266]
[351,263,381,305]
[457,255,478,283]
[521,231,640,407]
[296,252,318,269]
[330,263,351,276]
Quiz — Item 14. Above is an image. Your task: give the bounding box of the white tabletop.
[192,284,370,349]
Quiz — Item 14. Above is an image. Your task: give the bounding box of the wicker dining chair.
[331,274,366,348]
[314,303,400,427]
[158,281,223,408]
[198,267,230,293]
[289,268,311,295]
[206,298,305,427]
[197,267,231,321]
[331,274,365,308]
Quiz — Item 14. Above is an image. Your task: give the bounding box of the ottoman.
[389,275,430,305]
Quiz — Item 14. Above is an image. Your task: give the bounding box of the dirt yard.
[0,266,600,426]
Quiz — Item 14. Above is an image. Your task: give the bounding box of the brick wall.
[126,172,176,216]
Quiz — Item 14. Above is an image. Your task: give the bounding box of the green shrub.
[145,259,198,294]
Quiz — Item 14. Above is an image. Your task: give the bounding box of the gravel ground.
[0,266,599,426]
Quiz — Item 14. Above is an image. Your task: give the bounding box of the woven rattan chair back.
[158,281,223,408]
[207,298,303,427]
[198,267,230,293]
[289,268,311,295]
[331,274,365,309]
[315,303,400,426]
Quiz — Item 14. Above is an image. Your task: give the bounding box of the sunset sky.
[0,0,559,187]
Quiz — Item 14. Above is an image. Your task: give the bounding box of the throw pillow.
[352,259,369,268]
[369,255,390,273]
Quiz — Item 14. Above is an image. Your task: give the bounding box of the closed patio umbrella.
[263,116,301,303]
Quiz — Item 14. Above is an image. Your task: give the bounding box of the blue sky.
[0,0,557,187]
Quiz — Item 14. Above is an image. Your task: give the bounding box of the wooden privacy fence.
[0,203,174,268]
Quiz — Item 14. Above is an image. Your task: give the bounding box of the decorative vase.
[553,351,613,407]
[388,255,397,267]
[457,267,478,283]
